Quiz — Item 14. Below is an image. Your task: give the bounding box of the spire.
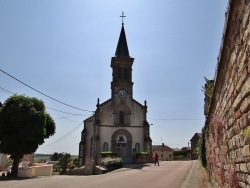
[115,12,130,57]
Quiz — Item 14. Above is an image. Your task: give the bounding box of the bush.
[136,152,149,158]
[173,150,189,157]
[100,157,123,169]
[100,151,118,157]
[200,126,207,167]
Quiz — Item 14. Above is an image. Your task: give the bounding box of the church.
[78,18,152,165]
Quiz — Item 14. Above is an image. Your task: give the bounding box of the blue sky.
[0,0,228,155]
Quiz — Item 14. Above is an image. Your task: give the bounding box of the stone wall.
[205,0,250,187]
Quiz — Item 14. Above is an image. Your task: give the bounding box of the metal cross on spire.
[120,12,126,25]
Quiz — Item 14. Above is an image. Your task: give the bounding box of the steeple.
[115,13,130,57]
[111,13,134,98]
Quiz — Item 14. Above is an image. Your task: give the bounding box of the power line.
[0,86,204,121]
[0,85,85,148]
[46,107,87,116]
[39,122,83,149]
[38,143,79,150]
[148,118,204,121]
[0,86,15,95]
[49,112,83,123]
[0,68,93,112]
[0,86,93,117]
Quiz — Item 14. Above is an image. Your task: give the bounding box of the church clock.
[117,89,127,99]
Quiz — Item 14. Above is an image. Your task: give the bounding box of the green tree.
[0,95,56,176]
[72,158,78,167]
[200,126,207,167]
[58,153,71,175]
[50,152,59,161]
[6,158,13,167]
[202,77,214,118]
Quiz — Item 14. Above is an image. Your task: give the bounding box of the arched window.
[135,143,140,152]
[123,68,128,80]
[113,104,131,126]
[119,111,125,125]
[118,67,122,79]
[103,142,108,151]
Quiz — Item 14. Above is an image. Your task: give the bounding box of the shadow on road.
[0,176,41,181]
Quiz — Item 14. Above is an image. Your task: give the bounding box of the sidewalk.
[180,160,211,188]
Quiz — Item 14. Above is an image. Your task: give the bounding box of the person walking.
[154,153,159,166]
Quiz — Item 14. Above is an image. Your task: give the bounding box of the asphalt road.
[0,161,202,188]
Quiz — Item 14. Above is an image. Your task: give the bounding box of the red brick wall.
[205,0,250,187]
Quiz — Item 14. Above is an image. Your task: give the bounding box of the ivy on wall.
[202,77,214,118]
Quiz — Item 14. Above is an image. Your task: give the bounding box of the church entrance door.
[112,130,132,162]
[117,143,127,158]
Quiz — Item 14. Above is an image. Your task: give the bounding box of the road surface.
[0,161,202,188]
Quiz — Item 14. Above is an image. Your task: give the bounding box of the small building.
[21,154,35,163]
[0,153,7,170]
[152,143,173,161]
[172,147,192,160]
[190,133,201,159]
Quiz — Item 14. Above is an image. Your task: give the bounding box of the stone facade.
[79,23,152,166]
[152,143,173,161]
[205,0,250,187]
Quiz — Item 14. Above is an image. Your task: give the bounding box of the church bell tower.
[111,15,134,99]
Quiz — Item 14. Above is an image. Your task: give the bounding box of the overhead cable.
[0,68,92,112]
[39,122,83,148]
[0,86,92,117]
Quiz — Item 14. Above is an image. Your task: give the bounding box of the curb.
[180,160,196,188]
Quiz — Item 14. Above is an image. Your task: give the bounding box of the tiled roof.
[152,145,173,151]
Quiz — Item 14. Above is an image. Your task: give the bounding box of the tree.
[72,158,78,167]
[202,77,214,118]
[58,153,71,175]
[50,152,59,161]
[0,95,56,176]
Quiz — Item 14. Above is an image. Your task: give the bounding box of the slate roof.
[190,133,202,141]
[115,24,130,58]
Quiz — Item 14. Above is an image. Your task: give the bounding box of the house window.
[135,143,140,152]
[119,111,125,125]
[103,142,108,151]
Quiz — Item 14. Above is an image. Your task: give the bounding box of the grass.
[34,156,51,163]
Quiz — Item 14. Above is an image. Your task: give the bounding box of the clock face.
[117,89,127,99]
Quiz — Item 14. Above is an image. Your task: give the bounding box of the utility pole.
[92,98,101,174]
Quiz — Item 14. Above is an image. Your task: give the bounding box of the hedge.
[100,151,118,157]
[100,157,123,169]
